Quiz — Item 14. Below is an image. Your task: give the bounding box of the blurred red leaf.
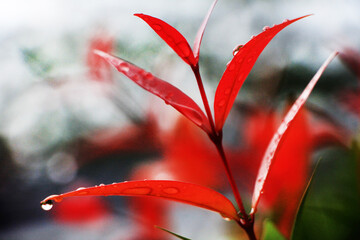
[134,14,196,66]
[94,50,211,133]
[262,107,310,237]
[193,0,218,63]
[41,180,239,221]
[86,32,114,81]
[251,51,338,214]
[214,15,311,131]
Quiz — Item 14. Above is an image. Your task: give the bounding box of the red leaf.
[86,31,114,82]
[250,51,338,214]
[41,180,239,221]
[193,0,218,62]
[94,50,211,134]
[134,13,196,66]
[214,15,311,131]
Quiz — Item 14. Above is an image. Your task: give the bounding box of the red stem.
[191,65,255,239]
[192,65,217,135]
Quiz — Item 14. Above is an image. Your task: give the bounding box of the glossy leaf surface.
[214,15,310,131]
[135,14,196,66]
[94,50,211,133]
[193,0,218,62]
[41,180,239,220]
[251,51,338,213]
[291,146,360,240]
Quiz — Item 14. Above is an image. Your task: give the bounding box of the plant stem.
[214,136,247,217]
[191,64,256,240]
[192,65,246,217]
[191,65,217,135]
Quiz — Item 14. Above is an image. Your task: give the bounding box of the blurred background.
[0,0,359,239]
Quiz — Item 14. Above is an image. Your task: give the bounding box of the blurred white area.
[0,0,357,169]
[0,0,358,173]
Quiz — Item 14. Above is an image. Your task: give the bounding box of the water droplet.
[283,19,290,23]
[153,24,162,31]
[41,200,53,211]
[232,44,243,56]
[76,187,86,191]
[144,72,153,80]
[237,57,244,64]
[99,184,105,187]
[218,99,226,107]
[122,187,152,195]
[220,214,232,221]
[119,62,129,72]
[186,109,204,127]
[262,26,270,31]
[250,35,256,40]
[132,74,140,81]
[177,41,191,58]
[226,60,231,67]
[162,187,179,194]
[165,92,174,101]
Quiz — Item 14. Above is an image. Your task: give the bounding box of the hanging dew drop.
[220,213,232,221]
[41,200,53,211]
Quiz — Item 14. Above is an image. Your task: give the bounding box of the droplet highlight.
[232,44,244,56]
[119,62,130,72]
[41,200,53,211]
[262,26,270,31]
[220,214,232,221]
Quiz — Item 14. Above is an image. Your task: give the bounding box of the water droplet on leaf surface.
[41,200,53,211]
[162,187,179,194]
[177,41,191,58]
[232,44,243,56]
[220,214,232,221]
[262,26,270,31]
[153,24,162,31]
[218,99,226,107]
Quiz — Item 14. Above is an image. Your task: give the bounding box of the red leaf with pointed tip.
[94,50,211,133]
[214,15,311,131]
[193,0,218,62]
[41,180,239,221]
[134,13,196,66]
[250,51,338,214]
